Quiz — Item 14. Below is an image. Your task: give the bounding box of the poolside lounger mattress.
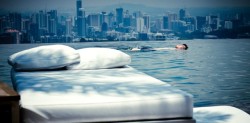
[11,67,193,123]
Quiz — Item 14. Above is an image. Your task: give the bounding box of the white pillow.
[8,45,80,71]
[67,48,131,70]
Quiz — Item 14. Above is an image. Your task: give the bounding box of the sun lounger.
[11,66,195,123]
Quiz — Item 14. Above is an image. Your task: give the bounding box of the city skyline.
[1,0,250,14]
[0,0,250,44]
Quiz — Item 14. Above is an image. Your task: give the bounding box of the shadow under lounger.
[11,66,195,123]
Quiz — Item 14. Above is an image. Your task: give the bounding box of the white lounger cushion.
[12,67,193,123]
[194,106,250,123]
[67,48,131,70]
[8,45,80,71]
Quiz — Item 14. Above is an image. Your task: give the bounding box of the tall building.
[66,19,72,36]
[163,12,177,30]
[30,23,39,42]
[168,13,177,30]
[172,20,186,32]
[0,17,10,33]
[143,15,150,33]
[0,18,3,33]
[88,13,101,28]
[196,16,206,31]
[47,10,58,35]
[76,0,82,35]
[76,0,86,37]
[123,15,132,27]
[224,21,233,29]
[48,19,57,35]
[163,16,169,29]
[76,0,82,18]
[185,17,197,31]
[179,9,186,21]
[155,18,163,31]
[131,17,137,29]
[21,19,30,33]
[9,13,22,31]
[31,13,39,24]
[101,22,108,32]
[209,15,220,30]
[133,11,143,18]
[123,10,131,27]
[48,10,57,19]
[136,17,144,32]
[78,8,86,37]
[38,10,47,29]
[116,8,123,25]
[108,12,115,29]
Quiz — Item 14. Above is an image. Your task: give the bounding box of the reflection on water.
[0,39,250,113]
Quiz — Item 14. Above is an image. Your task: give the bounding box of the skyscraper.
[76,0,82,18]
[143,15,150,33]
[179,9,186,21]
[123,15,132,27]
[48,19,57,35]
[76,0,86,37]
[66,19,72,36]
[136,17,144,32]
[100,12,105,25]
[101,22,108,32]
[38,10,49,32]
[21,19,30,33]
[48,10,58,35]
[9,13,22,31]
[209,15,220,30]
[172,20,186,32]
[155,18,163,31]
[185,17,197,31]
[0,17,8,33]
[133,11,143,18]
[163,16,169,29]
[168,13,178,30]
[116,8,123,25]
[88,13,101,28]
[107,12,115,29]
[196,16,206,31]
[78,8,86,37]
[30,23,39,42]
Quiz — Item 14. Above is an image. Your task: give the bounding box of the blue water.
[1,39,250,113]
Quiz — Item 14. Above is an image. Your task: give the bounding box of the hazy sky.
[1,0,250,12]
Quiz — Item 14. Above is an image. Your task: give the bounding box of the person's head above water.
[175,44,188,50]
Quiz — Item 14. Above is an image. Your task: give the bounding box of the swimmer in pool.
[129,44,189,51]
[153,44,189,51]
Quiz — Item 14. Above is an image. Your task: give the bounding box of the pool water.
[1,39,250,113]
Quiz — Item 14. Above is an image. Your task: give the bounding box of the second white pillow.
[67,48,131,70]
